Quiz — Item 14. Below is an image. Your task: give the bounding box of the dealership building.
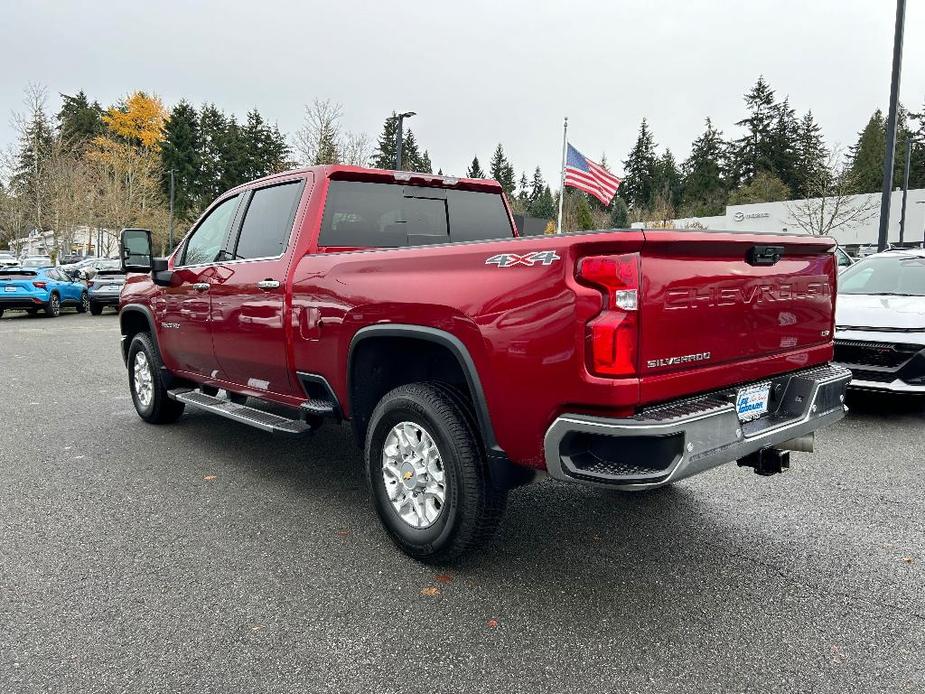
[637,187,925,250]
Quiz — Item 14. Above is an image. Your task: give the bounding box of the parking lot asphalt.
[1,311,923,693]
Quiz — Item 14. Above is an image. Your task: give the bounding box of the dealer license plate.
[736,383,771,422]
[4,286,16,292]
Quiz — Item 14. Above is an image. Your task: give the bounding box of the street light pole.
[168,169,175,251]
[876,0,906,252]
[899,136,911,245]
[393,111,416,170]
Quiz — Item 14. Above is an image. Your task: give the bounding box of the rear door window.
[445,189,513,242]
[318,181,512,248]
[233,181,304,260]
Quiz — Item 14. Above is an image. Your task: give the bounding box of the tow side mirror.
[121,228,153,273]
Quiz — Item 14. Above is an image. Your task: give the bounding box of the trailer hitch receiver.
[737,447,791,476]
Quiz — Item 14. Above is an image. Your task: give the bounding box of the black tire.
[45,293,61,317]
[76,292,89,314]
[25,308,38,316]
[0,308,4,318]
[365,383,507,563]
[89,302,103,316]
[127,332,185,424]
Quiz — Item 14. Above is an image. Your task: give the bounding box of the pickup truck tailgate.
[638,230,836,389]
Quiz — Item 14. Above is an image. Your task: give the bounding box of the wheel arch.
[347,325,503,460]
[119,303,159,365]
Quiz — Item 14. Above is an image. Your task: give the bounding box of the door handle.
[257,279,280,290]
[192,282,210,292]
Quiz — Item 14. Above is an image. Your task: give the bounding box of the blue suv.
[0,267,89,318]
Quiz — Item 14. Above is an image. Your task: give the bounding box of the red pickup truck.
[118,165,851,561]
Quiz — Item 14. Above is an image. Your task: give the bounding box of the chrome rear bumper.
[544,363,852,490]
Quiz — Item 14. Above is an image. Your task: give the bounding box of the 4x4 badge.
[485,251,561,268]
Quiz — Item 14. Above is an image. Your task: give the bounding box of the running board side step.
[168,388,313,434]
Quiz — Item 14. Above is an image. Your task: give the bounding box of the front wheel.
[127,332,185,424]
[365,383,507,563]
[45,293,61,317]
[76,292,89,313]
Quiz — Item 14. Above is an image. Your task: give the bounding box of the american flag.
[563,144,622,206]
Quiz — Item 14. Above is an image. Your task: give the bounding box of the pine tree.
[467,156,484,178]
[400,130,425,171]
[893,107,915,191]
[793,111,828,198]
[404,135,432,173]
[653,149,682,211]
[769,97,800,192]
[489,144,516,196]
[218,115,247,192]
[681,117,728,216]
[197,104,227,206]
[575,194,594,230]
[517,172,529,207]
[11,100,54,230]
[161,100,201,220]
[264,122,291,173]
[847,110,887,194]
[528,166,545,205]
[241,109,290,180]
[621,118,658,210]
[371,113,399,169]
[731,76,777,186]
[56,91,103,149]
[312,112,340,165]
[609,196,629,227]
[909,99,925,190]
[847,106,918,194]
[524,167,555,219]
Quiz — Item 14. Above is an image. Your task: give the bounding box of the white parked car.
[0,252,18,268]
[835,249,925,393]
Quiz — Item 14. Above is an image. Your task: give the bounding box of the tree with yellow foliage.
[86,135,169,251]
[102,91,167,149]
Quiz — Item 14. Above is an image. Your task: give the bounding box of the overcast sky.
[2,0,924,184]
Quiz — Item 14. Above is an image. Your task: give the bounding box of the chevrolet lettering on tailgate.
[665,278,831,310]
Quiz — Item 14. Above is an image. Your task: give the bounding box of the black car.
[86,260,126,315]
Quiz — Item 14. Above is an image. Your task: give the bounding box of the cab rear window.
[318,181,513,248]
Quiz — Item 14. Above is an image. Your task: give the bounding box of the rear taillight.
[32,281,47,289]
[578,253,639,377]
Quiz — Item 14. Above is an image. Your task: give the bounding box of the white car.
[0,252,18,268]
[835,249,925,393]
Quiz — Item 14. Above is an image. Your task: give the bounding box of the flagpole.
[556,116,568,234]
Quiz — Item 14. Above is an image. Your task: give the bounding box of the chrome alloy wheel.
[133,351,154,409]
[381,421,446,529]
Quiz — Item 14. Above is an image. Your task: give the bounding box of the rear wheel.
[45,293,60,317]
[76,292,89,313]
[89,302,103,316]
[128,332,185,424]
[365,383,507,563]
[0,308,4,318]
